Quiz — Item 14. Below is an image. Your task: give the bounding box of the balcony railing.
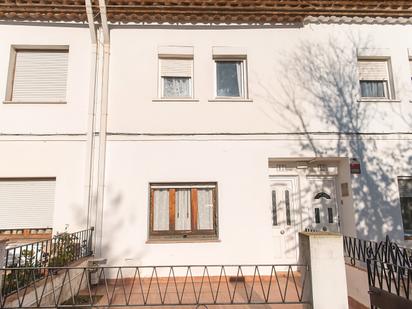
[2,228,94,296]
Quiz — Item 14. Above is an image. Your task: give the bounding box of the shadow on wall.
[260,33,412,241]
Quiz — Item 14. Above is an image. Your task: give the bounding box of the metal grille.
[0,264,309,308]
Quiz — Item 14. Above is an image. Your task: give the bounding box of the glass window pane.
[216,61,241,97]
[360,81,386,98]
[153,189,169,231]
[197,189,214,230]
[285,190,291,226]
[401,197,412,233]
[271,190,277,226]
[315,208,320,224]
[328,208,333,223]
[175,189,191,231]
[163,77,191,98]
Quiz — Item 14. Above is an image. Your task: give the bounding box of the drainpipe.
[95,0,110,257]
[84,0,98,234]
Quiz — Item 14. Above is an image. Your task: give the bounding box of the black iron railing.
[0,264,310,308]
[343,235,412,269]
[2,228,94,296]
[367,259,412,308]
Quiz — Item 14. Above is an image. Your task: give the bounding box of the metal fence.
[367,259,412,308]
[2,228,94,296]
[343,235,412,269]
[0,264,310,308]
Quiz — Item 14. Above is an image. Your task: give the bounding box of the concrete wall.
[3,259,90,308]
[0,24,91,232]
[345,264,370,309]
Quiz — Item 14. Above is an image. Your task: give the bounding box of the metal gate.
[1,264,310,308]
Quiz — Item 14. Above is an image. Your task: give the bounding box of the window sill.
[152,98,199,103]
[3,100,67,104]
[146,238,220,244]
[208,98,253,103]
[357,99,401,103]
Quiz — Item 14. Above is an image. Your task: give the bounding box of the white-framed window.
[159,57,193,99]
[398,177,412,235]
[6,46,69,103]
[214,58,247,99]
[357,58,394,99]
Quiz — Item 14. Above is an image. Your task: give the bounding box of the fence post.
[299,232,349,309]
[0,238,8,294]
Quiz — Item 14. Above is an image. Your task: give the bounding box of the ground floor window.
[398,177,412,235]
[149,183,218,240]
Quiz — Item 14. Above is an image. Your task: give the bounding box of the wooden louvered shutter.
[11,50,68,102]
[357,60,389,81]
[0,179,56,229]
[160,59,192,77]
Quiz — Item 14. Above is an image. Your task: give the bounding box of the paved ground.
[86,275,307,309]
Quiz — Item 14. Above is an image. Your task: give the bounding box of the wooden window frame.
[149,182,218,241]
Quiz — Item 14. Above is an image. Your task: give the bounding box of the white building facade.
[0,1,411,265]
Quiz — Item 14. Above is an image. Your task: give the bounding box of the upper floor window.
[215,58,247,98]
[398,177,412,235]
[357,58,393,99]
[159,57,193,99]
[6,46,69,103]
[149,183,218,240]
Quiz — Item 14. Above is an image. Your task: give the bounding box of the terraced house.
[0,0,411,270]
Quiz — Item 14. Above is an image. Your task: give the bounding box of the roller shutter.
[0,179,56,229]
[11,50,68,102]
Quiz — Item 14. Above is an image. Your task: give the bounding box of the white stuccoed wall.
[299,232,349,309]
[0,24,91,233]
[0,20,411,263]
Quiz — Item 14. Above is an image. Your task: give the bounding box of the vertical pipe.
[94,0,110,258]
[84,0,98,235]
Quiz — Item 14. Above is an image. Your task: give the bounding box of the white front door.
[308,177,339,232]
[270,177,298,263]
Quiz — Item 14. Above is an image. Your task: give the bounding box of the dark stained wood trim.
[169,189,176,232]
[191,188,198,231]
[149,188,154,233]
[148,183,218,240]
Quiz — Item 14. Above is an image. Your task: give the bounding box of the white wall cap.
[357,48,391,58]
[158,45,193,57]
[212,46,247,57]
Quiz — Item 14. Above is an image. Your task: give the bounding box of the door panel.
[308,177,339,232]
[270,178,298,262]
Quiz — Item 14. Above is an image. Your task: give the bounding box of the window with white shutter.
[159,58,193,98]
[7,48,69,103]
[357,59,393,99]
[0,178,56,229]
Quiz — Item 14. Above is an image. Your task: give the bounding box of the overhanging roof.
[1,1,412,23]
